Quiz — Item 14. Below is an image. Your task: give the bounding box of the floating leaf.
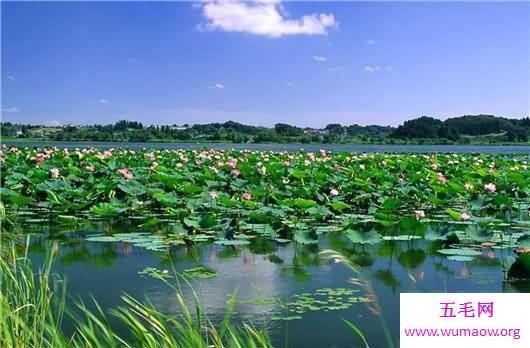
[183,266,217,279]
[447,255,474,262]
[214,239,251,246]
[437,248,482,257]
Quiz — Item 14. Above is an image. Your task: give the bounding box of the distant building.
[16,129,23,137]
[303,127,324,135]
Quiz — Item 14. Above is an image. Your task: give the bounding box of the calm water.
[4,140,530,154]
[24,219,530,348]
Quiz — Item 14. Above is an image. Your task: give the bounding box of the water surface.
[24,218,530,348]
[5,141,530,154]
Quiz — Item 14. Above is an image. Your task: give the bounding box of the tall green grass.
[0,243,391,348]
[0,243,273,348]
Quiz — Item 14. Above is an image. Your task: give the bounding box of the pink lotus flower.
[36,153,47,163]
[50,168,60,178]
[208,191,218,199]
[231,169,240,177]
[329,188,339,196]
[117,168,133,181]
[415,210,425,220]
[437,173,447,184]
[85,165,95,173]
[242,192,252,200]
[484,183,496,193]
[228,158,238,169]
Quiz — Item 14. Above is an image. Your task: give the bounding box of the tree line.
[391,115,529,142]
[1,114,528,144]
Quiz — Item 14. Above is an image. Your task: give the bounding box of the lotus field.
[2,146,530,249]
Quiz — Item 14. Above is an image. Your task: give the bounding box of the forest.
[2,114,529,144]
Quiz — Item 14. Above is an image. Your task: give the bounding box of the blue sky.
[2,1,529,127]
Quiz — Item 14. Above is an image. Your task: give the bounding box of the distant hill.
[391,115,529,142]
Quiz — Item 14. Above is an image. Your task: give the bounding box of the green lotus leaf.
[345,229,382,245]
[214,239,251,246]
[437,248,482,256]
[447,255,474,262]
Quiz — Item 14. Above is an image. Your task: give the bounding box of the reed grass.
[0,242,273,348]
[0,243,388,348]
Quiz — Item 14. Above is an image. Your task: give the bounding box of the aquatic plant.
[0,242,399,348]
[2,147,529,220]
[0,243,273,348]
[3,147,529,248]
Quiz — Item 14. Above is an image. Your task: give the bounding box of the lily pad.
[214,239,251,246]
[447,255,474,262]
[437,248,482,257]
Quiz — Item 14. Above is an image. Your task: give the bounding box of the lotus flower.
[437,173,447,184]
[117,168,133,181]
[36,153,47,163]
[228,158,238,169]
[415,210,425,220]
[484,183,496,192]
[50,168,60,178]
[242,192,252,200]
[329,188,339,196]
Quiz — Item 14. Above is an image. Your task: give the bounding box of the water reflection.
[18,221,530,348]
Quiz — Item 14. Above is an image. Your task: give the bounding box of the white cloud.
[364,65,381,73]
[2,106,19,113]
[367,39,376,45]
[99,98,109,104]
[198,0,336,38]
[364,65,392,73]
[313,55,327,62]
[209,83,225,89]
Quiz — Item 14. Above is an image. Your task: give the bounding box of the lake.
[3,145,530,347]
[23,216,530,348]
[4,140,530,154]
